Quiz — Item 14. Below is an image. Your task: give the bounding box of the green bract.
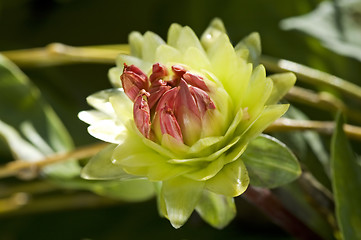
[79,19,300,228]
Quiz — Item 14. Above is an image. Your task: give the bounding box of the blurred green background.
[1,0,360,239]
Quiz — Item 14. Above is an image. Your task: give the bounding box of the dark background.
[1,0,358,239]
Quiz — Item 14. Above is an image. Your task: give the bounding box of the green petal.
[113,132,194,181]
[87,119,127,144]
[142,31,166,62]
[243,134,301,188]
[129,31,144,58]
[155,45,182,65]
[167,23,182,48]
[169,135,240,164]
[86,89,122,116]
[235,32,261,65]
[81,144,140,180]
[195,190,236,229]
[108,67,123,88]
[266,72,296,105]
[175,26,205,54]
[241,65,273,117]
[184,155,226,181]
[162,176,205,228]
[238,104,289,140]
[205,158,249,197]
[183,47,211,71]
[78,110,110,125]
[116,54,151,73]
[208,34,252,107]
[108,90,133,123]
[201,18,227,50]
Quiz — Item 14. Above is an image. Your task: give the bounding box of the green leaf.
[195,190,236,229]
[243,134,301,188]
[331,113,361,240]
[281,0,361,62]
[0,54,80,178]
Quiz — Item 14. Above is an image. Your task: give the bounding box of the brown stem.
[266,118,361,141]
[0,142,108,179]
[242,185,324,240]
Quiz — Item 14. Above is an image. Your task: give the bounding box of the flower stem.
[286,86,361,124]
[1,43,129,67]
[0,142,108,179]
[266,118,361,141]
[261,55,361,101]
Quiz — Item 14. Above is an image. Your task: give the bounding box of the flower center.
[121,63,216,145]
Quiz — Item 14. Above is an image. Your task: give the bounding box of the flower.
[78,19,296,229]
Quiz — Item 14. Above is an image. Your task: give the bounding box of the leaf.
[0,54,80,178]
[195,190,236,229]
[242,134,301,188]
[281,0,361,62]
[331,113,361,240]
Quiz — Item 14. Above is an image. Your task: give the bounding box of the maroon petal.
[159,106,183,143]
[133,90,151,139]
[121,64,149,101]
[148,80,171,109]
[156,87,179,112]
[183,72,209,92]
[149,63,168,84]
[189,86,216,116]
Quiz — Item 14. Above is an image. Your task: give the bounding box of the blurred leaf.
[0,53,80,178]
[242,134,301,188]
[281,0,361,62]
[53,178,155,202]
[331,113,361,240]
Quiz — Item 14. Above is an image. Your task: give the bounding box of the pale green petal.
[81,144,140,180]
[188,136,223,157]
[195,190,236,229]
[112,132,194,181]
[266,72,296,105]
[116,54,151,73]
[108,67,123,88]
[162,176,205,228]
[183,47,211,71]
[235,32,261,64]
[201,18,226,50]
[169,136,240,164]
[129,31,144,58]
[241,65,273,117]
[167,23,182,48]
[142,137,177,159]
[147,163,195,181]
[240,104,289,141]
[175,26,205,54]
[108,90,133,123]
[184,155,226,181]
[142,31,166,62]
[205,159,249,197]
[86,89,122,116]
[88,119,127,144]
[78,110,110,125]
[155,45,182,64]
[208,34,252,106]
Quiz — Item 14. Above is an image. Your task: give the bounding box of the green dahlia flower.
[79,19,297,228]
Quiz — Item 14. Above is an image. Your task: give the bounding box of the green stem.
[261,55,361,101]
